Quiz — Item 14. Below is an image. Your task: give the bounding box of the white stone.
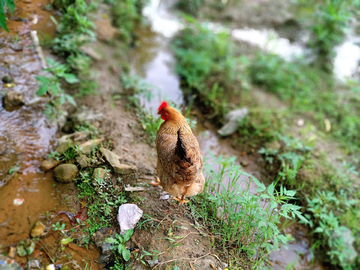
[117,204,143,235]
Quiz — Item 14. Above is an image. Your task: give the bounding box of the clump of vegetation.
[35,58,78,120]
[173,18,249,119]
[297,0,352,72]
[191,155,307,268]
[177,0,204,16]
[107,0,145,42]
[121,74,162,146]
[52,0,95,75]
[0,0,15,32]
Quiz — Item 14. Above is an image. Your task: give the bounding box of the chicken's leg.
[173,195,189,205]
[150,177,161,186]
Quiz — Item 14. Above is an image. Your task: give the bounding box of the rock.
[146,259,159,267]
[71,107,104,125]
[100,148,138,174]
[80,45,102,61]
[218,108,248,136]
[53,164,78,183]
[117,204,143,235]
[29,260,40,268]
[7,246,16,258]
[124,186,146,192]
[46,265,55,270]
[265,140,281,152]
[0,255,22,270]
[330,226,357,265]
[56,136,74,154]
[10,43,23,51]
[114,163,137,175]
[92,227,112,248]
[159,194,169,200]
[3,91,24,108]
[40,158,60,171]
[2,75,14,83]
[31,221,46,238]
[76,155,90,168]
[79,139,104,155]
[94,18,119,41]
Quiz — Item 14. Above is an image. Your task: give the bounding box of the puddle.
[131,1,330,268]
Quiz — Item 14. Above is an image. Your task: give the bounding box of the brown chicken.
[151,102,205,205]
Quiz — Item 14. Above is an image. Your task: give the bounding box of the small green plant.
[302,0,351,72]
[8,165,20,175]
[191,155,308,267]
[177,0,203,16]
[105,229,133,261]
[0,0,15,32]
[36,58,78,119]
[109,0,144,42]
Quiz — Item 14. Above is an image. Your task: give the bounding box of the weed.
[0,0,15,32]
[177,0,203,16]
[172,18,249,119]
[105,229,133,261]
[36,58,78,120]
[108,0,144,42]
[297,0,352,72]
[191,155,307,268]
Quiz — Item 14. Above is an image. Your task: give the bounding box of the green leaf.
[37,84,48,96]
[123,229,133,242]
[314,227,324,233]
[60,237,73,245]
[118,243,125,254]
[26,241,36,255]
[116,233,124,243]
[5,0,15,13]
[65,94,76,106]
[0,4,9,32]
[122,249,131,261]
[63,73,79,84]
[251,176,266,191]
[105,238,118,244]
[267,183,274,196]
[35,76,50,84]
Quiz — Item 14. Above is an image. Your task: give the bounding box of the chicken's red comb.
[158,101,169,111]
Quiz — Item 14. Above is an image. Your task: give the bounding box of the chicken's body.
[154,102,205,204]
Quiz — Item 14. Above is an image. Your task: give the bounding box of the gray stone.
[100,148,137,174]
[53,164,78,183]
[330,226,357,265]
[76,155,90,167]
[80,45,102,61]
[72,107,104,125]
[3,91,24,107]
[29,260,40,268]
[114,163,137,175]
[0,255,22,270]
[79,139,103,155]
[56,136,74,154]
[40,158,60,171]
[31,221,46,238]
[265,140,281,152]
[117,204,143,235]
[218,108,248,136]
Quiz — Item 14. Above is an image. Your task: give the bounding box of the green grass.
[190,155,307,268]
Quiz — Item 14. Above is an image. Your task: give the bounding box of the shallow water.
[132,1,329,268]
